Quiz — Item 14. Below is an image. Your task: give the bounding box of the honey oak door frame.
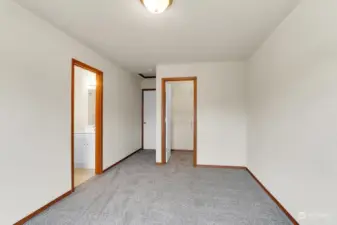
[142,89,156,150]
[161,77,197,166]
[71,58,103,191]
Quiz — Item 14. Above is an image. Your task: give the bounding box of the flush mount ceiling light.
[140,0,173,14]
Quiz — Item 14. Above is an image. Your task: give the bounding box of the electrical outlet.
[298,212,307,220]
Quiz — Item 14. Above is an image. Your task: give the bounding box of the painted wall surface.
[247,0,337,224]
[88,89,96,126]
[0,1,141,224]
[156,62,247,166]
[171,81,194,150]
[74,66,90,133]
[141,78,156,89]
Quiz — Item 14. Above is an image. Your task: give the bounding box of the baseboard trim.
[14,190,72,225]
[195,165,298,224]
[14,156,297,225]
[172,149,193,152]
[103,148,142,173]
[196,164,246,169]
[14,148,143,224]
[245,168,299,225]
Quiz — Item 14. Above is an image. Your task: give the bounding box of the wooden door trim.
[161,77,197,166]
[71,58,103,192]
[142,89,156,149]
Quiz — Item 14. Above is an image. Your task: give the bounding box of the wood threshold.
[245,168,299,225]
[103,148,143,173]
[14,190,72,225]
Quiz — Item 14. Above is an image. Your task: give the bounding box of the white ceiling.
[14,0,299,76]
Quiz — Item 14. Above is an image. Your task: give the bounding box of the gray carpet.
[26,150,292,225]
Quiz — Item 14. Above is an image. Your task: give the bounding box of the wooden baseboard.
[245,168,299,225]
[172,149,193,152]
[14,148,143,224]
[196,164,246,169]
[195,165,298,224]
[14,190,72,225]
[103,148,142,173]
[14,156,297,225]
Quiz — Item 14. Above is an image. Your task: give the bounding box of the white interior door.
[166,83,172,162]
[143,91,156,149]
[172,81,194,150]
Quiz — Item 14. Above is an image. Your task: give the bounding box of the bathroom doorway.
[71,59,103,191]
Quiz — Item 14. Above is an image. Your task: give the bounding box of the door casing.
[71,58,103,191]
[161,77,197,166]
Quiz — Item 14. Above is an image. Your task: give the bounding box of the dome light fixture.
[140,0,173,14]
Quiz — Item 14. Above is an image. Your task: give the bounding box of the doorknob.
[144,122,147,124]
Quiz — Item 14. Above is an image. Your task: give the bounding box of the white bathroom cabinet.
[74,133,95,169]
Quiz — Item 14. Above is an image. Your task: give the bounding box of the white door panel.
[171,81,194,150]
[144,91,156,149]
[165,83,172,162]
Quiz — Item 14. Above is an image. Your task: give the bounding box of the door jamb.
[161,77,197,166]
[71,58,103,192]
[142,89,156,150]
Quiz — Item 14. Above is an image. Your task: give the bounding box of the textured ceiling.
[14,0,299,76]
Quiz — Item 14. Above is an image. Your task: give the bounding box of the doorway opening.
[161,77,197,166]
[71,59,103,191]
[142,89,156,150]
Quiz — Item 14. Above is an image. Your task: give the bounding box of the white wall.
[141,78,156,89]
[88,89,96,126]
[156,62,247,166]
[171,81,194,150]
[74,66,90,133]
[0,1,141,224]
[247,0,337,224]
[104,68,142,168]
